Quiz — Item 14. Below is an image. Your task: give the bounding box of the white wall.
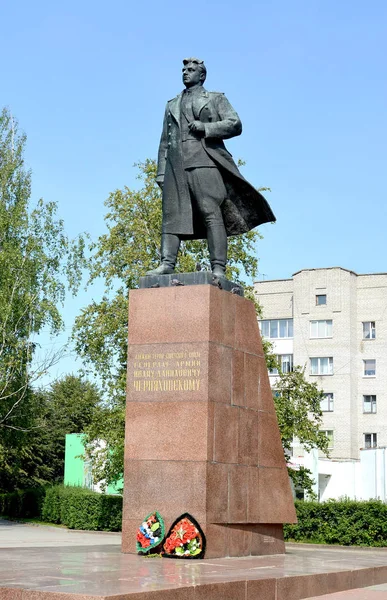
[291,448,387,502]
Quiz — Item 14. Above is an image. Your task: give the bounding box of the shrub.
[0,488,45,519]
[284,499,387,546]
[41,485,122,531]
[41,486,62,523]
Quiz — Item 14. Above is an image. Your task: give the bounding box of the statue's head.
[182,57,207,88]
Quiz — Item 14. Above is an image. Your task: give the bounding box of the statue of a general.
[147,57,276,278]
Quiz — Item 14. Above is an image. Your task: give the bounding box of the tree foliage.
[0,107,85,430]
[274,367,329,456]
[36,374,102,482]
[0,107,86,489]
[0,374,101,493]
[271,362,330,497]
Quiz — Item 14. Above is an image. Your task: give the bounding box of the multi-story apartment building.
[254,267,387,460]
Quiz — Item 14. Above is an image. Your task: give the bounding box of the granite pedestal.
[4,542,387,599]
[122,283,296,558]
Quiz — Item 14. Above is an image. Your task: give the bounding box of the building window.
[310,320,333,338]
[310,357,333,375]
[363,321,376,339]
[363,359,376,377]
[269,354,294,375]
[364,433,377,449]
[321,393,334,412]
[316,294,327,305]
[363,395,377,414]
[321,430,334,449]
[260,319,293,339]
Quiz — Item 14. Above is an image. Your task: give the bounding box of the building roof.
[291,266,357,277]
[254,267,387,284]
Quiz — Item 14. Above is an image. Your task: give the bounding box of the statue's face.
[182,62,203,88]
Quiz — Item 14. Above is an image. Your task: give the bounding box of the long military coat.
[156,87,276,239]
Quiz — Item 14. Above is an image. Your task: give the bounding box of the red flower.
[137,531,151,548]
[164,532,183,553]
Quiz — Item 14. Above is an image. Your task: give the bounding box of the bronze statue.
[147,57,276,278]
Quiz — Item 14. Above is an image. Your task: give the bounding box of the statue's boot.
[207,223,227,278]
[146,234,180,275]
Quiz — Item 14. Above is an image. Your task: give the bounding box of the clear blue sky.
[2,0,386,381]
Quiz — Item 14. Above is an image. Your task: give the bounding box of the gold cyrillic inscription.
[132,351,201,393]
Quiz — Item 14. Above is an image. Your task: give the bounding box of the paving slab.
[2,521,387,599]
[306,582,387,598]
[0,518,121,548]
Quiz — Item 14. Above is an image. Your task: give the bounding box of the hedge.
[284,499,387,546]
[0,485,122,532]
[6,490,387,544]
[41,485,122,531]
[0,488,45,518]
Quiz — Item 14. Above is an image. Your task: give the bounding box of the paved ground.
[0,517,121,547]
[1,519,387,599]
[307,583,387,598]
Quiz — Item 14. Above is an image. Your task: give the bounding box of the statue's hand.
[189,121,205,136]
[157,179,164,190]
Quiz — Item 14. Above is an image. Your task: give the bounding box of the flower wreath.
[162,513,206,559]
[136,511,165,554]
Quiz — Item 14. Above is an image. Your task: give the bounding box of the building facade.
[254,267,387,460]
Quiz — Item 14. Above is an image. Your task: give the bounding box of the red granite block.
[213,402,239,463]
[121,519,138,553]
[244,353,260,410]
[246,578,276,600]
[276,573,343,600]
[238,408,258,466]
[122,459,207,523]
[234,295,263,355]
[124,401,208,462]
[207,400,215,461]
[258,467,297,523]
[203,523,229,559]
[258,357,275,413]
[251,524,285,555]
[323,570,356,595]
[206,462,229,523]
[231,349,245,407]
[350,568,375,589]
[208,343,232,404]
[247,466,260,522]
[228,524,251,556]
[0,590,23,600]
[257,411,285,468]
[372,565,387,584]
[128,287,210,345]
[106,590,196,600]
[228,464,249,522]
[194,581,246,600]
[208,285,236,348]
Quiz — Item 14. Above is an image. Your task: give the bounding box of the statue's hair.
[183,57,207,81]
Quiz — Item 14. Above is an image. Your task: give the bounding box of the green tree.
[73,159,263,488]
[0,375,101,492]
[36,374,102,483]
[271,362,330,497]
[0,107,85,490]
